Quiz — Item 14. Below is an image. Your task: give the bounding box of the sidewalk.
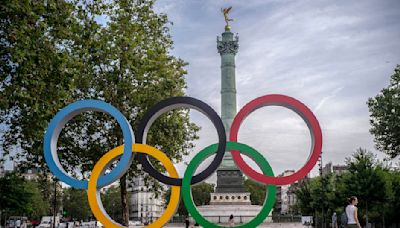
[164,223,306,227]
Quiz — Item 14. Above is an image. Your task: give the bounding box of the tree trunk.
[120,173,129,226]
[365,202,369,226]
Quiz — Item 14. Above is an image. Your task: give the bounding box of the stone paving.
[163,223,307,227]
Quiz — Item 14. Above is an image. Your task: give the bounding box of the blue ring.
[43,100,134,189]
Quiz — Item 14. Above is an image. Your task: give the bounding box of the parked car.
[80,221,103,228]
[37,216,59,228]
[129,220,143,227]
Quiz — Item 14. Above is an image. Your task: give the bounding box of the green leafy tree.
[164,182,214,216]
[295,149,400,226]
[342,148,388,225]
[244,179,266,205]
[63,188,91,221]
[0,173,32,216]
[192,182,215,206]
[0,1,198,226]
[295,179,314,215]
[383,169,400,225]
[295,175,336,224]
[101,185,125,224]
[24,180,49,220]
[69,0,199,224]
[0,0,81,165]
[0,173,48,220]
[367,65,400,159]
[34,175,62,217]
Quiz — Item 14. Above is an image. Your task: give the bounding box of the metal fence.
[165,215,301,224]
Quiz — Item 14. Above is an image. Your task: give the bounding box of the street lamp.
[53,177,58,228]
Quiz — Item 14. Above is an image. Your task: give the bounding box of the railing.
[271,214,302,223]
[165,215,302,224]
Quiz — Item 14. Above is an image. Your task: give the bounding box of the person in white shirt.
[345,196,361,228]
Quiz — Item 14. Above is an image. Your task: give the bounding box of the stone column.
[213,28,248,199]
[217,28,239,169]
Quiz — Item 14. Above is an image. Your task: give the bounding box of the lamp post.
[318,152,325,228]
[53,177,58,228]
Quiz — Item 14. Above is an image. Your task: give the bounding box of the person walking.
[185,216,190,228]
[332,212,338,228]
[345,196,361,228]
[228,214,234,227]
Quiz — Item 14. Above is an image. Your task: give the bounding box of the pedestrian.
[228,214,234,227]
[345,196,361,228]
[332,212,338,228]
[185,216,190,228]
[15,219,21,228]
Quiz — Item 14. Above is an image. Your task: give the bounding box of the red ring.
[230,94,322,185]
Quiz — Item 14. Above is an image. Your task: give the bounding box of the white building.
[274,170,297,214]
[21,167,40,180]
[322,162,348,176]
[279,170,295,214]
[128,177,164,224]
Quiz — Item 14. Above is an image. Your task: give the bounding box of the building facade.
[274,170,308,215]
[322,162,348,176]
[128,177,164,224]
[275,170,295,214]
[21,167,40,180]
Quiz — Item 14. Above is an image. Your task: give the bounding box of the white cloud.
[154,0,400,181]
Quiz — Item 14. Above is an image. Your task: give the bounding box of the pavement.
[163,223,307,227]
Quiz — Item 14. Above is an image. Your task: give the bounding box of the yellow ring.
[88,144,180,228]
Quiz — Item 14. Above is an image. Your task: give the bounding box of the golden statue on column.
[221,7,233,31]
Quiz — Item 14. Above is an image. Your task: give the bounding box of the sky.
[1,0,399,186]
[151,0,400,182]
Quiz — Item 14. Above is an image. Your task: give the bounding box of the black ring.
[137,97,226,186]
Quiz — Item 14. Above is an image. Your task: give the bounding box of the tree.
[35,176,63,217]
[192,182,215,206]
[383,169,400,225]
[0,172,48,220]
[244,179,266,205]
[0,1,198,226]
[342,148,388,225]
[63,188,91,221]
[24,180,49,220]
[71,0,199,224]
[101,185,125,224]
[164,182,214,216]
[367,65,400,159]
[295,149,400,227]
[0,0,81,166]
[294,175,338,226]
[295,179,314,215]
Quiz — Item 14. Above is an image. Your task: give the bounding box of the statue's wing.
[227,6,232,13]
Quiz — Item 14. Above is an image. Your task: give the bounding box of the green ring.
[182,141,276,228]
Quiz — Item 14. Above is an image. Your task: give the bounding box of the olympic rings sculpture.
[43,94,322,228]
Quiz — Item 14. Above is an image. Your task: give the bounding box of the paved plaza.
[163,223,306,227]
